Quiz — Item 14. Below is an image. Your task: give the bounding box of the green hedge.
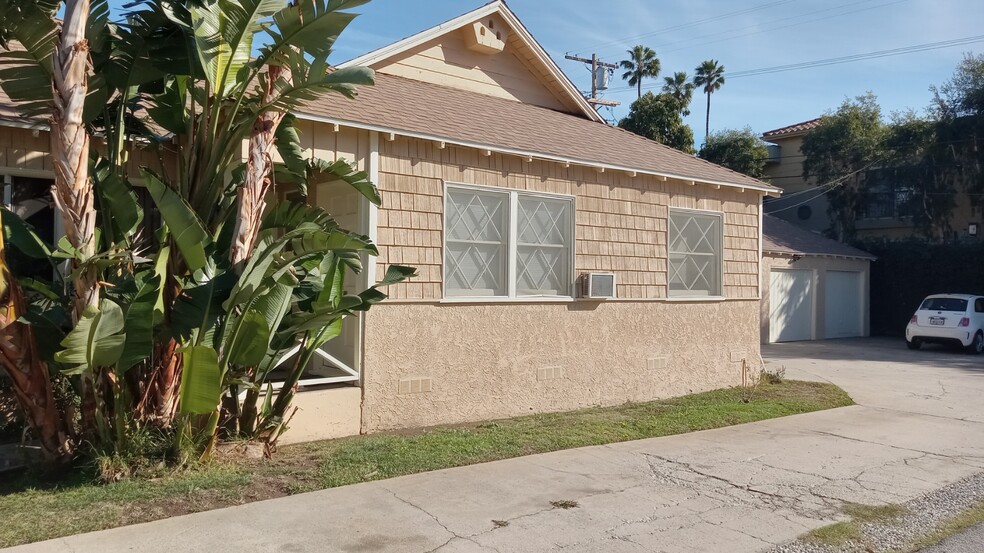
[855,239,984,336]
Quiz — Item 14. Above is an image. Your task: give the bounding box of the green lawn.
[0,379,853,548]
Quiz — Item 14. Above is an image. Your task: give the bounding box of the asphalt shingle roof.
[763,215,875,260]
[299,73,778,191]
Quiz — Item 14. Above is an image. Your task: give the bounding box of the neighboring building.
[761,119,982,241]
[761,215,874,343]
[0,1,781,442]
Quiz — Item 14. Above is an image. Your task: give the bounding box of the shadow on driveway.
[763,336,984,376]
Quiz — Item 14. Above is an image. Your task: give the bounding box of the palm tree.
[694,60,726,143]
[620,45,661,99]
[662,71,695,116]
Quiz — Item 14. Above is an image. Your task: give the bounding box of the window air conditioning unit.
[580,272,616,299]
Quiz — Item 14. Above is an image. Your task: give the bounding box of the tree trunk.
[0,229,74,464]
[705,92,711,144]
[51,0,98,323]
[637,79,641,100]
[230,64,291,270]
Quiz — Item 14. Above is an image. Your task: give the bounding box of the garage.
[761,216,875,344]
[770,270,814,342]
[824,270,863,338]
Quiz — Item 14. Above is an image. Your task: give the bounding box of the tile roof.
[299,73,778,192]
[763,215,875,260]
[761,118,822,140]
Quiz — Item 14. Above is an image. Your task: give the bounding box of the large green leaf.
[54,299,127,374]
[179,345,221,415]
[141,168,211,271]
[260,0,368,65]
[191,0,282,96]
[118,273,162,371]
[227,309,270,367]
[1,206,52,259]
[94,159,143,238]
[0,0,57,116]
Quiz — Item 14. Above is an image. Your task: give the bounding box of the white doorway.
[824,270,862,339]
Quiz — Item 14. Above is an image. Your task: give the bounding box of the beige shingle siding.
[376,136,760,301]
[0,127,51,172]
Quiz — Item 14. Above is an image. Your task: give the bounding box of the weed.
[550,499,579,509]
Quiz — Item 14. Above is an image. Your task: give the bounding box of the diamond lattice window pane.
[446,189,505,242]
[516,197,571,296]
[668,211,722,297]
[445,188,508,297]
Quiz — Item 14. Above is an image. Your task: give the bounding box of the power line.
[729,35,984,78]
[591,0,899,59]
[606,34,984,94]
[579,0,796,53]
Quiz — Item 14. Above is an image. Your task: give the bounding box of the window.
[444,184,573,298]
[668,209,722,298]
[919,298,968,312]
[976,298,984,313]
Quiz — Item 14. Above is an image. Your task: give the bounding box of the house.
[761,215,874,343]
[761,119,982,240]
[0,1,781,443]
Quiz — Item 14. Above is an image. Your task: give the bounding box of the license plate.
[930,317,945,326]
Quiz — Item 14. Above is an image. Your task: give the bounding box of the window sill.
[663,296,727,303]
[440,296,575,305]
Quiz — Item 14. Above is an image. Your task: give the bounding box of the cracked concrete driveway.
[7,337,984,553]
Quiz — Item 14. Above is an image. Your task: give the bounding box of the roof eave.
[763,250,876,262]
[297,112,780,196]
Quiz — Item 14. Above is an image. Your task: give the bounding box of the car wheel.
[966,331,984,355]
[906,338,922,350]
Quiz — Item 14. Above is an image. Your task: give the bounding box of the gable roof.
[298,73,779,193]
[337,0,604,123]
[762,118,822,140]
[763,215,875,260]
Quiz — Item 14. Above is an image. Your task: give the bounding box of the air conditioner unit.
[580,272,616,299]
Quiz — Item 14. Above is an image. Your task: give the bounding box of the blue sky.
[108,0,984,145]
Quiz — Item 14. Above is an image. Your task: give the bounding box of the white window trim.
[667,207,725,300]
[443,182,576,301]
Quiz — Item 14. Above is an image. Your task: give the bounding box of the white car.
[905,294,984,354]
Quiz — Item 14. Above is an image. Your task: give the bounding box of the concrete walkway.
[7,338,984,553]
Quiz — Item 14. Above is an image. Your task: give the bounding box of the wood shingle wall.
[374,136,761,301]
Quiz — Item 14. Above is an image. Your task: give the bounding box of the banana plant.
[0,0,416,463]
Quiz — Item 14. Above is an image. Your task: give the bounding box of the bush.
[1,375,24,442]
[855,238,984,336]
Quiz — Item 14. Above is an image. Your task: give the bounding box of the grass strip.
[0,379,852,548]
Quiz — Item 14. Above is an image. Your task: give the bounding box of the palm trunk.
[0,226,74,464]
[637,80,641,99]
[230,64,291,270]
[705,92,711,144]
[51,0,98,323]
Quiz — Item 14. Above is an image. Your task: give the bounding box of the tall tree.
[618,91,695,154]
[801,93,887,241]
[620,45,660,99]
[662,71,694,116]
[693,60,725,142]
[699,128,768,178]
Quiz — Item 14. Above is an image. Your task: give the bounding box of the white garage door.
[824,271,862,339]
[770,270,814,342]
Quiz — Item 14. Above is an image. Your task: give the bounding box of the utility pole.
[565,53,620,109]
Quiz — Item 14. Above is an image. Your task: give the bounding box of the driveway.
[7,338,984,553]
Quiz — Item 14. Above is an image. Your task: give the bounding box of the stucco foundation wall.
[361,300,759,432]
[278,386,362,444]
[760,254,871,343]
